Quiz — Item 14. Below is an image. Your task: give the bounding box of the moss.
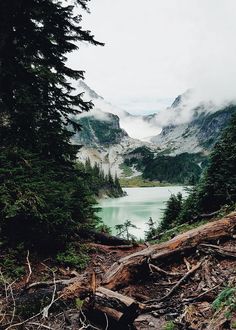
[164,321,176,330]
[212,287,236,312]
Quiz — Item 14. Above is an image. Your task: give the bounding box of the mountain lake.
[98,186,188,239]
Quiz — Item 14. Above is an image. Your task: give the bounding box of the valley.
[72,83,236,185]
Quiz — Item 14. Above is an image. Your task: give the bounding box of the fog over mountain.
[77,81,236,142]
[77,81,161,140]
[72,81,236,179]
[69,0,236,117]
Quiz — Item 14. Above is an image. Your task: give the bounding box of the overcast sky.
[68,0,236,115]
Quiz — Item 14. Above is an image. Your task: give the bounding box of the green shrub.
[56,245,90,270]
[164,321,176,330]
[212,287,236,312]
[0,149,99,251]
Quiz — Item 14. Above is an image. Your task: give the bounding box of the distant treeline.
[77,159,124,198]
[124,147,208,185]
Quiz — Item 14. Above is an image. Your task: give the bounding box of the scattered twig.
[145,259,204,304]
[8,281,16,326]
[25,278,76,291]
[5,311,42,330]
[104,312,109,330]
[149,263,183,276]
[183,283,222,303]
[183,257,191,271]
[78,308,100,330]
[28,322,53,329]
[42,271,57,318]
[160,260,203,301]
[199,243,236,258]
[25,250,32,285]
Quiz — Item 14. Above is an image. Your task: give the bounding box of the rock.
[134,314,166,330]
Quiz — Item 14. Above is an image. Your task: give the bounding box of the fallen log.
[86,286,139,325]
[102,212,236,290]
[192,210,220,222]
[79,229,130,246]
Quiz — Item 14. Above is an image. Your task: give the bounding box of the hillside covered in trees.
[78,159,124,198]
[147,113,236,238]
[124,147,208,185]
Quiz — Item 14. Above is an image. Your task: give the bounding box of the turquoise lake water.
[98,186,187,238]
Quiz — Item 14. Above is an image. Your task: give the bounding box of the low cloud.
[77,81,236,141]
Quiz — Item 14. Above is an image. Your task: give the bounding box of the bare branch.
[25,250,32,285]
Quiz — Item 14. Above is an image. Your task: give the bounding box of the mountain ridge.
[72,82,236,182]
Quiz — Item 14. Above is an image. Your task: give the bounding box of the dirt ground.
[1,238,236,329]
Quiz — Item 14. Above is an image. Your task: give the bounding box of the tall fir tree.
[196,114,236,212]
[0,0,103,158]
[177,113,236,225]
[0,0,103,249]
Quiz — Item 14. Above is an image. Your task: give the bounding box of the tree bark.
[87,286,139,324]
[102,212,236,290]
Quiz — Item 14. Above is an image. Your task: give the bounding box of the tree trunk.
[86,286,139,325]
[102,212,236,290]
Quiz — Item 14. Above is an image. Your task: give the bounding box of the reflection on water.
[98,186,187,239]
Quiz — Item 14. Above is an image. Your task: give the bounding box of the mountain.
[72,82,236,183]
[150,96,236,155]
[71,83,151,177]
[72,112,128,147]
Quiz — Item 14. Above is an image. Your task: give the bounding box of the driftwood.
[102,212,236,290]
[87,286,139,324]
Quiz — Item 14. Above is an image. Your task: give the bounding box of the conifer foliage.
[0,0,103,249]
[155,114,236,235]
[196,114,236,212]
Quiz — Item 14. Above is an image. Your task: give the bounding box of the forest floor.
[1,214,236,329]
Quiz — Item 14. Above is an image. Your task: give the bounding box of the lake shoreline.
[98,186,187,239]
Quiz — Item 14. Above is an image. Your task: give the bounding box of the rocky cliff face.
[151,106,236,155]
[72,112,128,147]
[72,82,236,180]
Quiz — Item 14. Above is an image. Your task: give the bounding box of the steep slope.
[71,82,158,177]
[72,112,128,147]
[72,83,236,182]
[151,95,236,155]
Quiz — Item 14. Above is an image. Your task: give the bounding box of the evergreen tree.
[158,193,183,232]
[177,114,236,225]
[0,1,103,249]
[79,161,124,198]
[115,220,137,241]
[0,148,100,250]
[0,0,103,158]
[196,114,236,212]
[145,217,157,240]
